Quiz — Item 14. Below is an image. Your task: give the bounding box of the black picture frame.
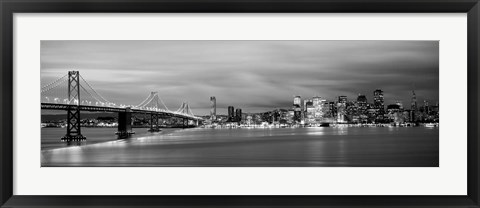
[1,0,479,207]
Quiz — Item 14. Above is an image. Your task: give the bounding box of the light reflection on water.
[41,127,439,167]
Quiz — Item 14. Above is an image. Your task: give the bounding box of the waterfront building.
[346,101,359,123]
[356,94,367,110]
[246,115,253,126]
[431,103,440,122]
[395,100,404,110]
[242,113,248,123]
[210,96,216,121]
[328,101,336,118]
[235,108,242,122]
[321,101,335,122]
[262,112,271,123]
[373,89,385,122]
[293,96,302,122]
[294,96,302,108]
[228,106,235,122]
[287,109,295,124]
[356,94,368,122]
[313,97,327,121]
[254,114,262,124]
[303,99,312,122]
[410,90,417,122]
[313,96,322,106]
[278,109,288,124]
[387,104,401,122]
[303,99,312,112]
[366,108,379,123]
[357,94,367,103]
[293,109,302,122]
[424,100,430,115]
[337,96,347,123]
[411,90,417,110]
[373,89,385,113]
[304,100,315,124]
[403,110,411,123]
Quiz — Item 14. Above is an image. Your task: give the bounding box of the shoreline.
[41,128,184,151]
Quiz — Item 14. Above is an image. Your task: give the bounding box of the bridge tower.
[149,113,160,132]
[61,71,86,141]
[116,107,135,138]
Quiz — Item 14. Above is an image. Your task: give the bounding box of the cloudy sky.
[41,40,439,115]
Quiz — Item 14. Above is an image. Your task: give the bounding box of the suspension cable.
[41,74,68,91]
[41,75,68,93]
[79,74,110,103]
[80,84,104,104]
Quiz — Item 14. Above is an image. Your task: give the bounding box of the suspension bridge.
[41,71,203,141]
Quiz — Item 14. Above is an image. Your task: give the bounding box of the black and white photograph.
[40,40,439,167]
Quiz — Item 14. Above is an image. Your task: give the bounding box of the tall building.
[395,100,404,110]
[293,96,302,107]
[304,100,315,124]
[355,95,368,123]
[387,104,403,123]
[357,94,367,104]
[228,106,235,122]
[387,104,401,114]
[312,96,327,121]
[329,101,336,117]
[356,94,368,115]
[235,108,242,122]
[337,96,347,123]
[373,89,384,113]
[303,99,312,112]
[411,90,417,111]
[293,96,302,122]
[210,96,216,120]
[410,90,417,122]
[313,96,322,106]
[424,100,430,115]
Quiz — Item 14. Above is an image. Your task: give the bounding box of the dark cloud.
[41,40,439,115]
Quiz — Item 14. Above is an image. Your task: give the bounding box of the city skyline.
[206,89,437,117]
[41,40,439,115]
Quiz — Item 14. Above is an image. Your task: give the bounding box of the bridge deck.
[41,103,203,120]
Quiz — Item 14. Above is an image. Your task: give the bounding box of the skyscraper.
[293,96,302,122]
[235,108,242,122]
[303,99,312,112]
[210,96,216,121]
[424,100,430,115]
[410,90,417,122]
[373,89,384,113]
[313,97,327,121]
[328,101,336,118]
[411,90,417,111]
[313,96,321,106]
[395,100,404,110]
[228,106,235,122]
[356,94,368,114]
[337,96,347,123]
[304,100,315,124]
[356,94,367,104]
[293,96,301,107]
